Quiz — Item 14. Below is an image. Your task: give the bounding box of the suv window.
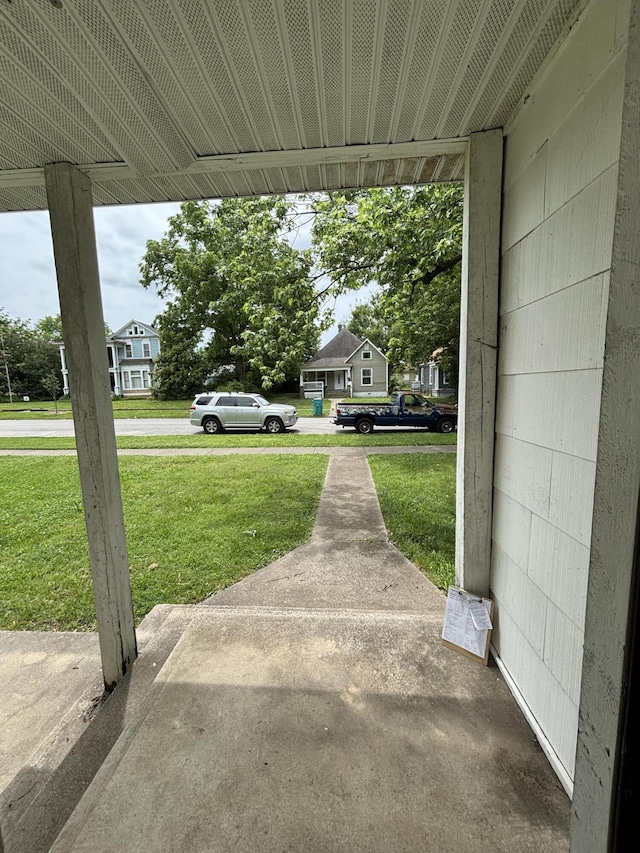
[195,396,212,405]
[216,396,237,406]
[237,396,258,407]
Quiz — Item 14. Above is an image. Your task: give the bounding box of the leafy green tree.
[35,315,64,343]
[309,184,463,388]
[42,370,62,413]
[0,311,61,400]
[149,317,208,400]
[346,294,391,356]
[35,315,111,343]
[140,197,329,398]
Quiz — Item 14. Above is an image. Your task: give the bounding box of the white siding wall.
[493,0,629,786]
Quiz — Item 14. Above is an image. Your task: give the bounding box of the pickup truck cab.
[331,391,457,434]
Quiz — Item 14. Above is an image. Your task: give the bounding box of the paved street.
[0,416,336,437]
[0,417,441,438]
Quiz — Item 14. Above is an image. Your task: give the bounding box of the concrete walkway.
[1,448,570,852]
[206,453,447,612]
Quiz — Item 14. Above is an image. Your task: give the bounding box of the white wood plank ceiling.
[0,0,585,212]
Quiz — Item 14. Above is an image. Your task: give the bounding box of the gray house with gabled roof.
[300,325,388,398]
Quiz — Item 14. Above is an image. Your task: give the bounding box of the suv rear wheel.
[203,417,223,435]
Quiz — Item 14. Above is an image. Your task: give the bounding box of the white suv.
[190,392,298,434]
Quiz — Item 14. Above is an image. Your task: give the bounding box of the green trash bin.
[312,398,323,416]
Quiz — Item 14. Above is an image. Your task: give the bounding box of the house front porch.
[299,367,351,398]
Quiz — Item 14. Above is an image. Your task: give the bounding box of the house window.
[361,368,372,386]
[130,370,143,389]
[143,370,150,388]
[125,343,132,358]
[362,350,372,360]
[123,373,130,390]
[143,342,151,357]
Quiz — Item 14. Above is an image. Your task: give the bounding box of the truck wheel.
[265,417,284,434]
[356,418,374,435]
[436,417,455,434]
[203,417,223,435]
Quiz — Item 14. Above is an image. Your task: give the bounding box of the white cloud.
[0,198,376,344]
[0,202,180,329]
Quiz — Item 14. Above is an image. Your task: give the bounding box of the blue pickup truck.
[331,391,457,434]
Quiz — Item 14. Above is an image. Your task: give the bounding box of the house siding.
[494,0,627,786]
[350,348,387,396]
[61,321,160,398]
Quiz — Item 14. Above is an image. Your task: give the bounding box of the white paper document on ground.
[441,587,493,661]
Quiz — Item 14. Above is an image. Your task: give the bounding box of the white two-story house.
[60,320,160,397]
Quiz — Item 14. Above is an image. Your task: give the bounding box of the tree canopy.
[310,184,463,386]
[0,311,61,400]
[140,197,329,398]
[139,185,463,398]
[346,294,390,355]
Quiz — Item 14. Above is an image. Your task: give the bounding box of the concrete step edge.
[185,603,445,622]
[6,606,197,853]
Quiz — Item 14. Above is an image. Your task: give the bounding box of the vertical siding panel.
[494,0,626,791]
[528,515,590,628]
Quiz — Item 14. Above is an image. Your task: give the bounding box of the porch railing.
[300,380,324,398]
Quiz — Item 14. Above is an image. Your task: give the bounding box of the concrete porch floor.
[1,450,570,852]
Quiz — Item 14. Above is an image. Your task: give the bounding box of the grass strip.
[368,452,456,590]
[0,395,328,419]
[0,433,457,451]
[0,454,327,631]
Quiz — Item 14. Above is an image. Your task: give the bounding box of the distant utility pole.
[0,333,13,403]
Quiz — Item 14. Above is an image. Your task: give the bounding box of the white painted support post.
[455,129,503,598]
[59,344,69,394]
[571,2,640,849]
[45,163,137,690]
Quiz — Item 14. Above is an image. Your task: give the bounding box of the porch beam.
[0,139,468,190]
[45,162,137,691]
[455,128,503,597]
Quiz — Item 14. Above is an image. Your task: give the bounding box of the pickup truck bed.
[331,392,457,434]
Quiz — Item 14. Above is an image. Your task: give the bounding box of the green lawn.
[0,447,458,632]
[0,432,457,451]
[0,394,331,419]
[0,455,328,631]
[369,453,456,590]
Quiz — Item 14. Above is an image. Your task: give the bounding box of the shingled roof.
[303,327,364,370]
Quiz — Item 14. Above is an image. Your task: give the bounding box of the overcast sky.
[0,200,364,345]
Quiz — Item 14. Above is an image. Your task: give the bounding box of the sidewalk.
[205,453,447,612]
[1,448,570,852]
